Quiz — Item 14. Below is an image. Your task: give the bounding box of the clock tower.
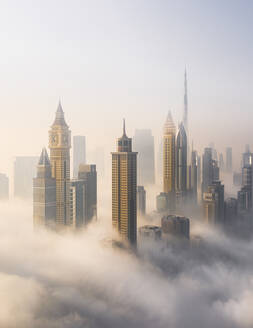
[49,102,71,228]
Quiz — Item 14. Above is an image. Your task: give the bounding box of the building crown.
[52,101,68,127]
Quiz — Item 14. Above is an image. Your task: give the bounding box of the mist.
[0,197,252,328]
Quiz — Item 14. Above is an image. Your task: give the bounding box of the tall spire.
[123,118,126,136]
[52,101,68,127]
[164,110,176,135]
[183,68,188,132]
[38,147,50,166]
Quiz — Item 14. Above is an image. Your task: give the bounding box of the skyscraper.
[188,149,198,202]
[137,186,146,216]
[203,180,224,224]
[202,148,213,195]
[112,120,137,245]
[14,156,38,198]
[73,136,86,178]
[176,122,187,193]
[49,102,71,228]
[161,215,190,239]
[78,164,97,223]
[226,147,233,173]
[0,173,9,200]
[33,148,56,228]
[163,111,176,208]
[183,69,188,133]
[133,129,155,186]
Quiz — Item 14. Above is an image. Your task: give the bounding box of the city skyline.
[1,2,253,327]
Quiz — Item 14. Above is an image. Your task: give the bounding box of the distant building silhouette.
[14,156,38,198]
[139,225,161,241]
[133,129,155,186]
[0,173,9,200]
[73,136,86,178]
[176,123,187,194]
[137,186,146,216]
[161,215,190,239]
[226,147,233,173]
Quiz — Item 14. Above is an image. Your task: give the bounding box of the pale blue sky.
[0,0,252,175]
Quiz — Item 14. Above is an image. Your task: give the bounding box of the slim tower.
[112,120,137,244]
[49,102,71,228]
[163,111,176,207]
[176,122,187,193]
[183,69,188,133]
[33,148,56,228]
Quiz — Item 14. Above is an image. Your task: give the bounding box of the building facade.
[112,120,137,244]
[49,102,71,228]
[33,148,56,228]
[137,186,146,216]
[0,173,9,200]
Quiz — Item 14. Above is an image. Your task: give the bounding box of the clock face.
[50,134,58,145]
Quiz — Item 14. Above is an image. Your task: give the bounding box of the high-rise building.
[133,129,155,186]
[226,147,233,173]
[202,148,213,195]
[73,136,86,178]
[219,153,225,171]
[163,111,176,208]
[161,215,190,239]
[0,173,9,200]
[139,225,161,241]
[224,198,238,225]
[212,160,220,181]
[14,156,38,198]
[238,187,251,214]
[187,150,198,202]
[70,179,86,228]
[112,120,137,245]
[242,145,253,167]
[203,181,224,224]
[176,122,187,193]
[78,164,97,223]
[137,186,146,216]
[33,148,56,228]
[183,69,188,133]
[49,102,71,228]
[156,192,169,212]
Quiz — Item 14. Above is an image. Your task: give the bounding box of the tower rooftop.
[164,110,176,135]
[38,147,51,166]
[52,101,68,127]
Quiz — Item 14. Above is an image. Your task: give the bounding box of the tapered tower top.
[38,147,50,166]
[52,101,68,127]
[117,119,132,152]
[164,110,176,135]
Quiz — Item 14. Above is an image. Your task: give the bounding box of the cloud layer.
[0,200,253,328]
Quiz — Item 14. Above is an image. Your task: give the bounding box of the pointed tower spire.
[164,110,176,135]
[123,118,126,136]
[38,147,50,166]
[52,101,68,127]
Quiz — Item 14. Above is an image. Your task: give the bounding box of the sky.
[0,0,253,177]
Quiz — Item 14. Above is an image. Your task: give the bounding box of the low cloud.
[0,200,253,328]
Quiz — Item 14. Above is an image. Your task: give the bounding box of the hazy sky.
[1,0,253,176]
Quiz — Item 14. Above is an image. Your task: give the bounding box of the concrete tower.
[33,148,56,228]
[49,102,71,228]
[111,120,137,245]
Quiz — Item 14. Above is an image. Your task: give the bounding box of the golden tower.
[111,120,137,245]
[163,111,176,194]
[49,102,71,228]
